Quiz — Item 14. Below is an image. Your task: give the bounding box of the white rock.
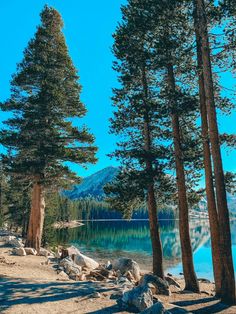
[24,247,37,255]
[113,258,141,281]
[13,247,26,256]
[74,252,99,270]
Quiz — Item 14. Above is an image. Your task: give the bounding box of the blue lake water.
[54,220,236,280]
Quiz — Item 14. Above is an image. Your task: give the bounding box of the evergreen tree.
[193,3,222,296]
[110,1,175,278]
[193,0,235,304]
[0,6,97,251]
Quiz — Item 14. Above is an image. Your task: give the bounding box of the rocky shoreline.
[0,229,235,313]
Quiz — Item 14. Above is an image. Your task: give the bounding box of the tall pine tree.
[0,6,97,251]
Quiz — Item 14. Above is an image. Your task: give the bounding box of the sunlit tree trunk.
[167,64,199,293]
[194,17,222,296]
[142,66,164,279]
[26,176,45,252]
[194,0,235,304]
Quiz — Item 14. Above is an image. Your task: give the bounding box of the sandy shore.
[0,242,236,313]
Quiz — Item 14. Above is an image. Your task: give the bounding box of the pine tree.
[147,0,200,292]
[0,6,97,251]
[193,4,222,296]
[110,1,175,278]
[193,0,235,304]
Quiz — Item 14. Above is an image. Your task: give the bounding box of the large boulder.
[24,247,37,255]
[140,274,170,296]
[12,247,26,256]
[121,285,153,312]
[140,302,167,314]
[113,258,141,281]
[74,252,99,270]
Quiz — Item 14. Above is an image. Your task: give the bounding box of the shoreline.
[1,234,236,313]
[53,220,84,229]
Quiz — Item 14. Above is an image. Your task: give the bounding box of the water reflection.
[47,219,225,277]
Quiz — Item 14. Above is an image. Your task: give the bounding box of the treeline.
[104,0,236,305]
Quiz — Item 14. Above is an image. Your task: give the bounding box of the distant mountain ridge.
[64,166,236,216]
[64,166,119,200]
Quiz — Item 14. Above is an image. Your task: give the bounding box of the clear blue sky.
[0,0,235,178]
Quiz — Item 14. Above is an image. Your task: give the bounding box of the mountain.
[64,166,119,200]
[64,166,236,215]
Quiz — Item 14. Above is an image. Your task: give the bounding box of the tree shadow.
[173,296,232,314]
[0,276,113,311]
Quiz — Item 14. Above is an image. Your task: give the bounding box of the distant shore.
[53,220,84,229]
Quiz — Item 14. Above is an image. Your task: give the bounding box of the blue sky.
[0,0,235,178]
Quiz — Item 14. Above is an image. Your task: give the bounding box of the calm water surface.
[53,220,236,280]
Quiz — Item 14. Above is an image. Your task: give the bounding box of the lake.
[52,219,236,280]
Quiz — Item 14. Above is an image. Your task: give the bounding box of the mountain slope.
[64,166,236,215]
[65,166,119,200]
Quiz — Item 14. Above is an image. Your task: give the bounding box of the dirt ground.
[0,242,236,314]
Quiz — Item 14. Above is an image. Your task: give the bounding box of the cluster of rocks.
[57,248,141,284]
[1,235,54,258]
[56,247,183,313]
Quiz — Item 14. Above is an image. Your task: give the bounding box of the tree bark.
[167,64,199,293]
[26,176,45,252]
[194,15,222,296]
[142,66,164,279]
[194,0,235,304]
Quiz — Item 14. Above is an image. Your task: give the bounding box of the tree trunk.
[194,15,222,296]
[142,66,164,279]
[194,0,235,304]
[167,64,199,293]
[26,176,45,252]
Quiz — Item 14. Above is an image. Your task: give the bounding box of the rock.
[90,292,101,298]
[59,257,82,280]
[59,256,73,267]
[57,271,70,281]
[113,258,141,281]
[118,276,129,283]
[74,252,99,270]
[99,267,113,278]
[140,301,166,314]
[121,285,153,312]
[105,260,112,270]
[77,273,86,281]
[140,274,170,296]
[12,247,26,256]
[39,248,51,257]
[24,247,37,255]
[67,246,80,256]
[165,276,181,288]
[198,278,211,283]
[7,236,23,248]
